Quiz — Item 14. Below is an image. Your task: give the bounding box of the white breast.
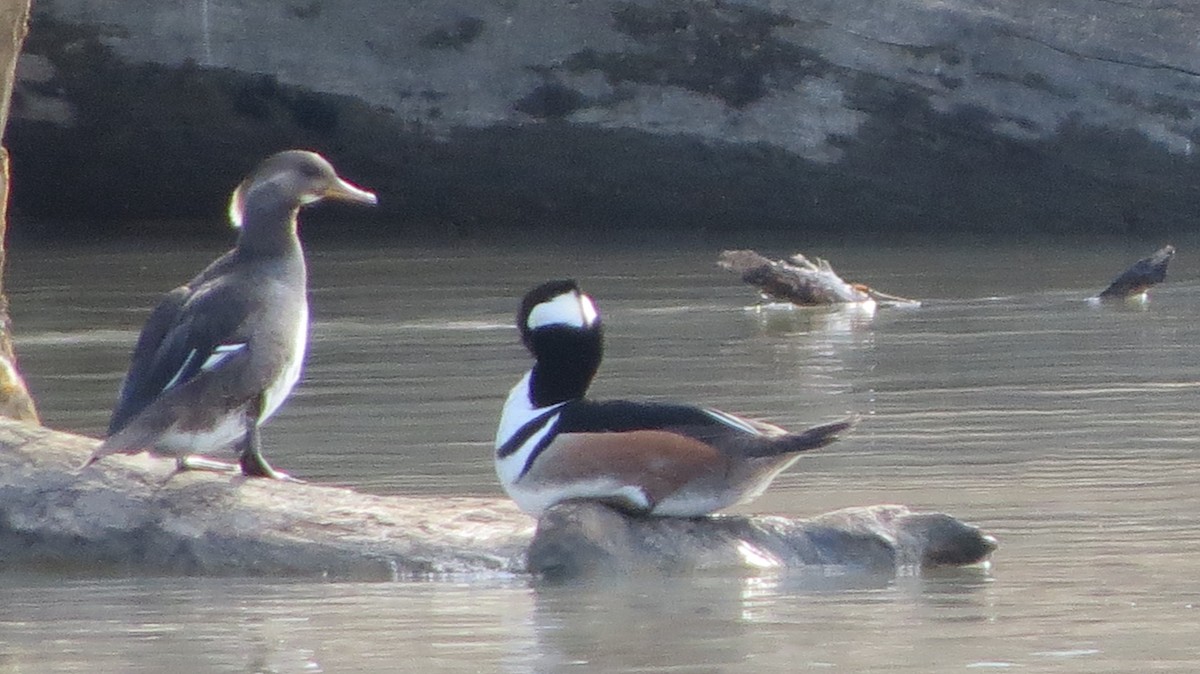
[505,479,651,517]
[494,370,565,487]
[261,300,308,422]
[157,412,248,456]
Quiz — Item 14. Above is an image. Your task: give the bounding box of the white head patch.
[527,291,599,331]
[228,184,246,229]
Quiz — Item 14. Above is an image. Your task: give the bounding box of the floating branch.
[718,249,918,307]
[1098,245,1175,301]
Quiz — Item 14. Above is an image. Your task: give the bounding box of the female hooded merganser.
[87,150,377,478]
[495,280,855,516]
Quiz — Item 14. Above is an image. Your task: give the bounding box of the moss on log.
[0,421,996,580]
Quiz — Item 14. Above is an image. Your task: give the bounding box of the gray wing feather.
[106,283,248,435]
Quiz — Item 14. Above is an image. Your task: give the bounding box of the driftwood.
[529,500,997,581]
[719,249,872,305]
[1098,245,1175,301]
[718,249,916,307]
[0,421,996,580]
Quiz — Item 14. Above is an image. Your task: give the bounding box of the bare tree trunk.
[0,0,39,423]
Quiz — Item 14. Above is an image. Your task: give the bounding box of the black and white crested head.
[227,150,377,235]
[516,279,604,407]
[519,279,601,348]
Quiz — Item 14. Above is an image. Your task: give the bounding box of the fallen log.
[0,422,532,578]
[1098,244,1175,301]
[0,421,995,580]
[718,249,918,307]
[529,500,996,581]
[719,249,870,305]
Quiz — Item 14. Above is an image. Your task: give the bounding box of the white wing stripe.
[162,348,199,391]
[702,408,762,435]
[201,343,247,372]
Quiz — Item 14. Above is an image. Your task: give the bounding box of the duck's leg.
[177,455,239,473]
[237,395,294,480]
[154,454,238,488]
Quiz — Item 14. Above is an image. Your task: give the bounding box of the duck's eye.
[298,163,323,179]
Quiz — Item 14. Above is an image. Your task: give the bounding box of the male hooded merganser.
[86,150,377,478]
[495,280,855,516]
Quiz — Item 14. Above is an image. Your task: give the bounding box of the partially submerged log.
[718,249,917,307]
[1098,245,1175,301]
[0,422,531,578]
[719,249,870,305]
[529,500,996,581]
[0,421,995,580]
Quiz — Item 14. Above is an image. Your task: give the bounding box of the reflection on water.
[745,299,880,334]
[0,570,1007,673]
[7,237,1200,671]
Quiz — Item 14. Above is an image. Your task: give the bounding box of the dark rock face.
[11,1,1200,238]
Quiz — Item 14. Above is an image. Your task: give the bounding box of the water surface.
[6,237,1200,671]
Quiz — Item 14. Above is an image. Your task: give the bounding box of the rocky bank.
[10,1,1199,238]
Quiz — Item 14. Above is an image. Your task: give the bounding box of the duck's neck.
[525,330,601,408]
[495,330,600,453]
[236,188,303,258]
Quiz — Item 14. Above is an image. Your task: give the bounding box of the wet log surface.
[0,421,996,580]
[0,422,532,579]
[529,500,997,581]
